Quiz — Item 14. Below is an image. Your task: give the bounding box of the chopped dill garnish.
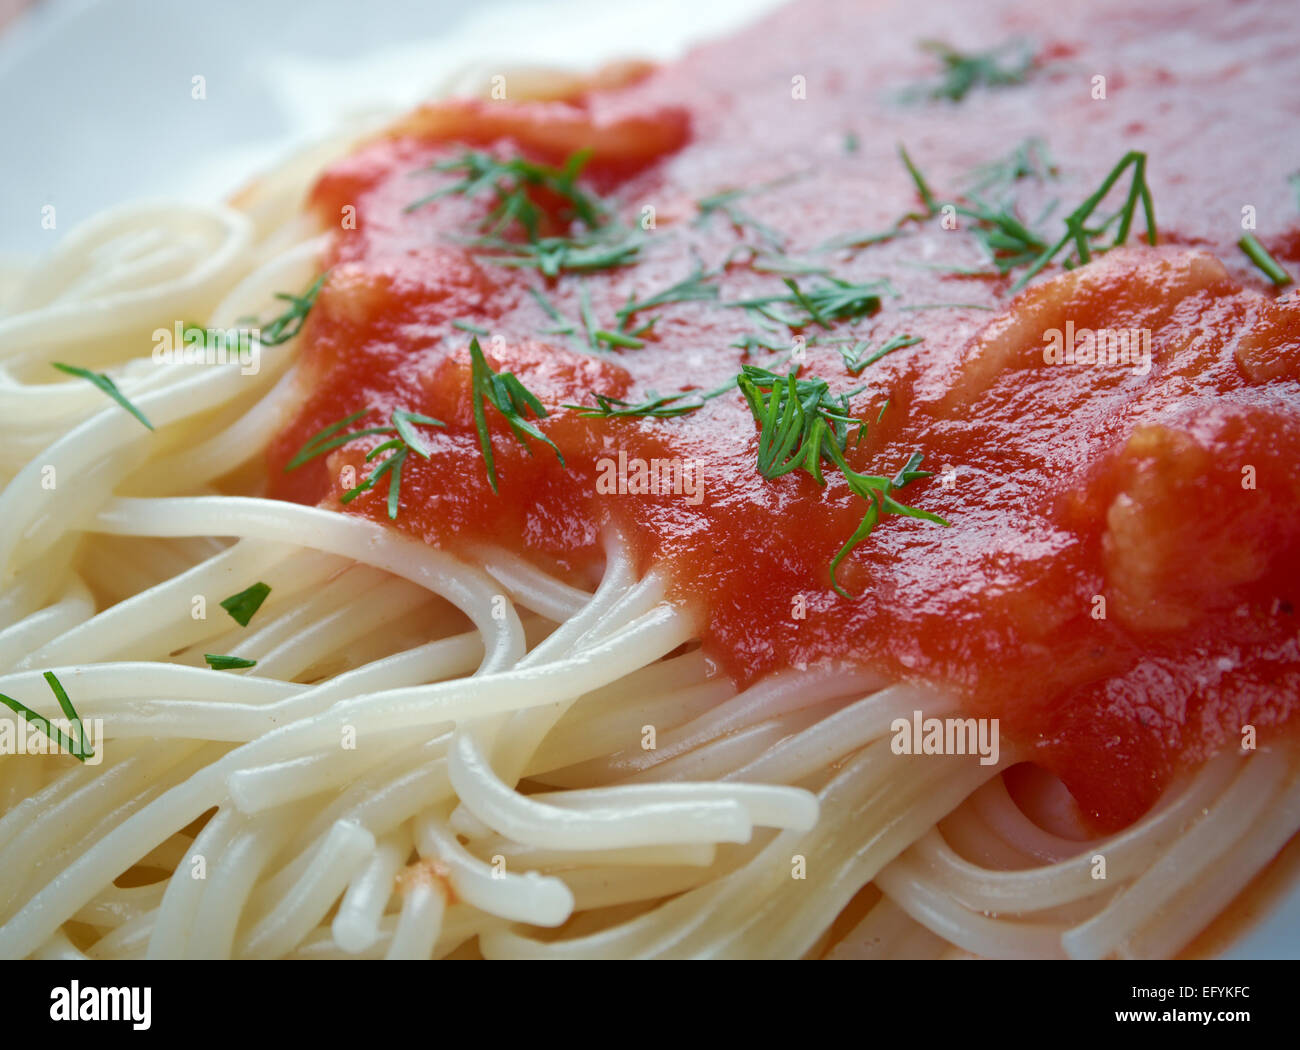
[565,379,735,419]
[407,149,637,276]
[469,337,564,493]
[51,363,153,431]
[838,334,923,374]
[338,408,446,520]
[731,277,891,329]
[895,145,1156,291]
[258,273,328,346]
[205,654,258,671]
[451,319,491,336]
[285,408,445,519]
[738,366,949,596]
[220,582,272,627]
[468,228,641,277]
[823,448,950,598]
[1238,234,1293,287]
[1010,150,1156,290]
[0,672,93,762]
[614,264,720,330]
[898,145,939,216]
[695,177,799,250]
[405,148,606,236]
[906,39,1035,103]
[737,366,867,483]
[815,228,901,254]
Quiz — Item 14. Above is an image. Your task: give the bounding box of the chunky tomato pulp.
[266,0,1300,829]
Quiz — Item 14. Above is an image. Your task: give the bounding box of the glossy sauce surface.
[267,0,1300,829]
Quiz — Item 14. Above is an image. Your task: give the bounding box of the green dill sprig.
[958,206,1049,274]
[1010,150,1156,291]
[466,228,641,277]
[614,264,720,330]
[821,448,950,598]
[1238,234,1293,287]
[258,273,328,346]
[338,438,408,517]
[451,319,491,336]
[51,362,154,431]
[731,330,803,354]
[737,366,866,483]
[903,139,1054,274]
[900,302,996,312]
[526,286,578,336]
[738,367,948,596]
[695,178,796,250]
[179,323,250,352]
[815,228,900,254]
[898,145,939,216]
[523,285,644,352]
[405,148,606,237]
[283,408,446,518]
[838,334,923,375]
[284,410,395,471]
[564,378,736,419]
[341,410,444,519]
[906,39,1035,103]
[731,277,891,330]
[469,337,564,493]
[566,392,694,418]
[819,141,1052,257]
[406,148,639,277]
[964,138,1057,197]
[575,286,643,351]
[205,654,258,671]
[220,582,272,627]
[0,672,93,762]
[896,146,1157,291]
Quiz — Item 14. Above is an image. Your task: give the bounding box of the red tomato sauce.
[265,0,1300,830]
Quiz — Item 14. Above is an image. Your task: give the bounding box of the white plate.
[0,0,783,255]
[0,0,1292,959]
